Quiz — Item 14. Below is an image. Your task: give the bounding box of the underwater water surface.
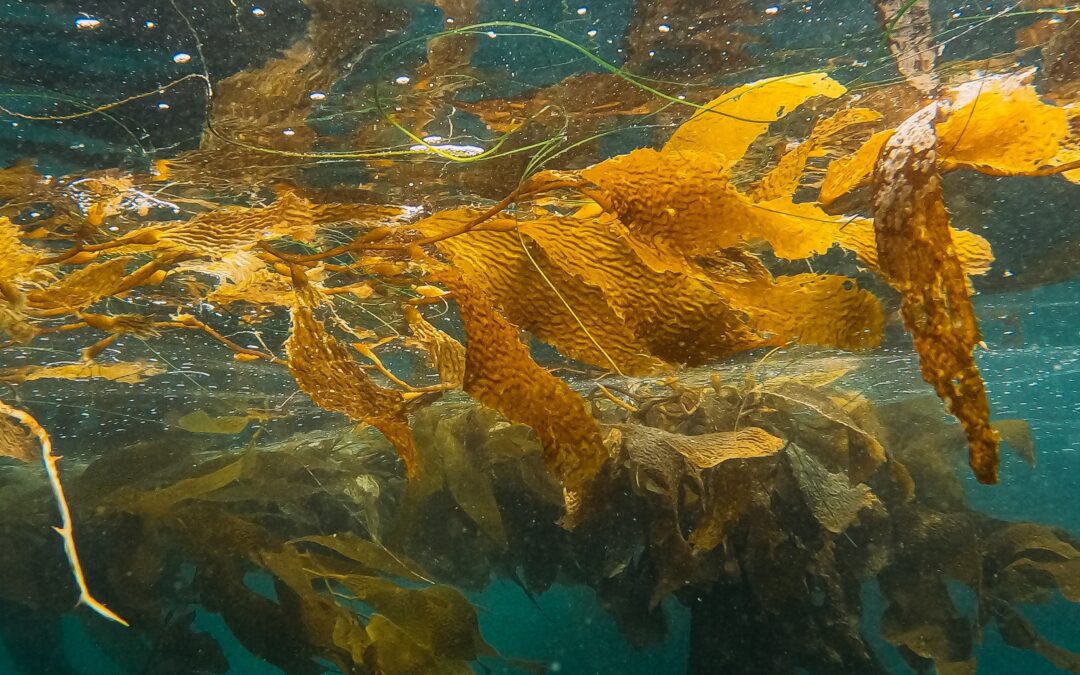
[2,0,1080,673]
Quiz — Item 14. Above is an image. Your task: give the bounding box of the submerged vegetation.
[1,0,1080,672]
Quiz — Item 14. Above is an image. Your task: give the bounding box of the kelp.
[821,70,1080,204]
[1,9,1079,674]
[873,103,999,483]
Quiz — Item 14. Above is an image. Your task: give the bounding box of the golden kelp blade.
[752,107,882,202]
[614,424,785,469]
[520,215,882,356]
[26,258,130,310]
[716,273,885,352]
[516,215,772,364]
[419,209,667,375]
[157,191,318,254]
[177,410,253,435]
[664,73,847,164]
[0,361,166,384]
[937,71,1080,176]
[821,71,1080,203]
[0,216,38,283]
[435,270,606,490]
[873,103,999,484]
[403,305,465,388]
[582,148,888,263]
[285,283,419,475]
[819,129,895,205]
[0,415,37,463]
[208,267,297,308]
[786,443,880,534]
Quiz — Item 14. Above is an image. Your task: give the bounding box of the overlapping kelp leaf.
[821,69,1080,204]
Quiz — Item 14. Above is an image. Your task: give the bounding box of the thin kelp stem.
[0,401,128,626]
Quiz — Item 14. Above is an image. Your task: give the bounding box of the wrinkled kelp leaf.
[785,443,880,534]
[0,416,37,463]
[873,103,999,484]
[612,423,785,470]
[404,305,465,388]
[286,282,419,475]
[436,270,607,490]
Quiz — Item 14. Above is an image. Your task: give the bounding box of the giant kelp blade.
[664,73,846,164]
[820,71,1080,204]
[873,103,999,483]
[419,209,667,375]
[435,270,606,490]
[937,71,1080,177]
[286,281,419,475]
[0,217,38,283]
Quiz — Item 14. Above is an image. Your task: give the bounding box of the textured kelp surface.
[1,0,1080,673]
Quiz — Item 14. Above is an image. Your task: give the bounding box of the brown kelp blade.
[872,102,999,483]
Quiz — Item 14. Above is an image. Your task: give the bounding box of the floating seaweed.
[0,4,1078,674]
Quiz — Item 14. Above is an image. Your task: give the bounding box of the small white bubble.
[173,52,192,64]
[252,7,265,16]
[765,5,779,14]
[394,75,411,85]
[658,23,671,32]
[75,17,102,30]
[576,6,587,15]
[308,91,326,100]
[586,28,598,37]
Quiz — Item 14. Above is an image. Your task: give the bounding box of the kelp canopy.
[1,0,1080,673]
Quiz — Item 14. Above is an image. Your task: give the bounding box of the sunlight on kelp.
[1,0,1080,672]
